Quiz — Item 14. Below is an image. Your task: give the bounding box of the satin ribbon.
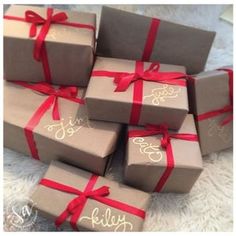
[142,18,160,61]
[4,8,95,83]
[92,61,187,125]
[13,81,85,160]
[196,68,233,126]
[128,124,198,192]
[39,174,146,230]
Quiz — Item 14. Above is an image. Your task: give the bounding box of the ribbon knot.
[66,186,110,215]
[113,62,186,92]
[14,81,84,120]
[25,8,68,61]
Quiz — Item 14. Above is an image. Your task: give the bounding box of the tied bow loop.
[145,124,170,148]
[113,62,187,92]
[65,186,110,216]
[25,8,68,61]
[14,81,84,121]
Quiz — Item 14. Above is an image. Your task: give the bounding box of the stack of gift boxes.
[3,5,233,232]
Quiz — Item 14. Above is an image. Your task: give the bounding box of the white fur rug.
[3,4,233,232]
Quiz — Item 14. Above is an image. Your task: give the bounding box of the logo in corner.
[5,197,38,230]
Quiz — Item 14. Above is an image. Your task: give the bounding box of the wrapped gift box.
[187,67,233,155]
[4,81,121,175]
[30,160,150,231]
[124,114,203,193]
[85,57,189,129]
[96,6,215,74]
[4,5,96,86]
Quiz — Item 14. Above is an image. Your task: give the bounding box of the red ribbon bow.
[128,124,198,192]
[14,81,84,120]
[25,8,68,61]
[13,81,84,160]
[92,61,187,125]
[196,68,233,126]
[113,62,187,92]
[39,175,146,231]
[4,8,95,83]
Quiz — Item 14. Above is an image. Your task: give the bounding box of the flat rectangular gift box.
[4,81,121,175]
[85,57,189,130]
[4,5,96,86]
[187,67,233,155]
[30,160,150,231]
[124,114,203,193]
[96,6,216,74]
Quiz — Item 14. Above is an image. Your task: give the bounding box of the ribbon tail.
[55,209,70,229]
[52,96,60,120]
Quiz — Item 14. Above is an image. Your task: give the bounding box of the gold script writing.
[44,116,90,140]
[79,208,133,232]
[132,137,163,162]
[207,119,232,144]
[143,84,181,105]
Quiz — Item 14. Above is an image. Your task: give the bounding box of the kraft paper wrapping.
[4,5,96,86]
[4,81,122,175]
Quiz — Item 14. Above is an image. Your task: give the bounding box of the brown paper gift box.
[4,5,96,86]
[187,67,233,155]
[85,57,189,130]
[4,81,122,175]
[124,114,203,193]
[96,6,216,74]
[30,160,150,231]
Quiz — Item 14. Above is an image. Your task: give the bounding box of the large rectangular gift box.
[187,67,233,155]
[4,5,96,86]
[85,57,189,130]
[4,81,121,175]
[124,114,203,193]
[96,6,216,74]
[30,160,150,231]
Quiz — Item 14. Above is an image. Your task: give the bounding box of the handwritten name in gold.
[207,119,232,144]
[44,116,91,140]
[143,84,181,105]
[79,208,133,232]
[132,137,163,162]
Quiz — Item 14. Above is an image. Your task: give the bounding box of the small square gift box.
[124,114,203,193]
[86,57,189,130]
[4,81,121,175]
[30,160,151,231]
[96,6,216,74]
[187,67,233,155]
[4,5,96,86]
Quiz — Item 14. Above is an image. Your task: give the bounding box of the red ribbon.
[4,8,95,83]
[196,68,233,126]
[13,81,85,160]
[142,18,160,61]
[128,124,198,192]
[39,174,146,230]
[92,61,187,125]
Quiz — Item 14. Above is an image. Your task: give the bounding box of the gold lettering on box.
[207,119,232,143]
[132,137,163,162]
[143,84,181,105]
[44,116,91,140]
[79,208,133,232]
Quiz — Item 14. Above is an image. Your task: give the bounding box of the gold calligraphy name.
[79,208,133,232]
[143,84,181,105]
[207,119,232,144]
[44,116,91,140]
[132,137,163,162]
